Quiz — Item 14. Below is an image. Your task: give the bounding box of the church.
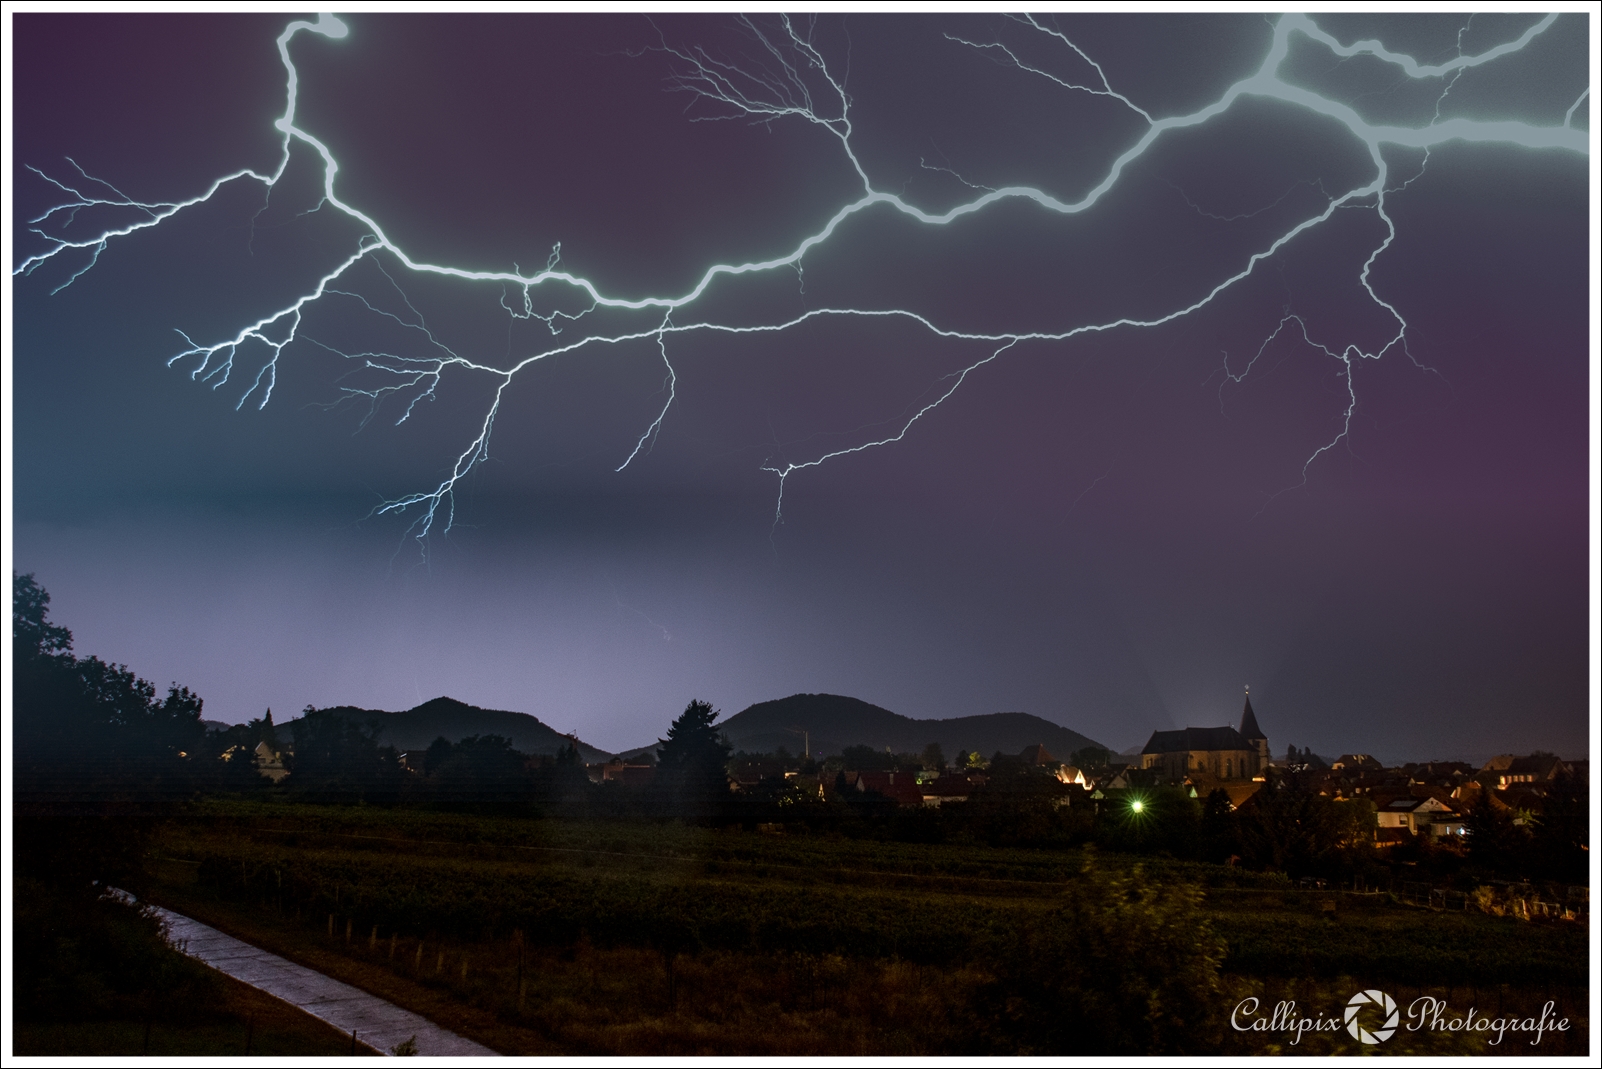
[1140,690,1269,783]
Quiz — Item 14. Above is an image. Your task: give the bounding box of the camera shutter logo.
[1345,989,1398,1044]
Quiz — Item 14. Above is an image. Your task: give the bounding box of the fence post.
[514,929,526,1013]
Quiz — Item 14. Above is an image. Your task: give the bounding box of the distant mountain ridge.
[701,693,1108,761]
[261,693,1105,767]
[273,697,613,763]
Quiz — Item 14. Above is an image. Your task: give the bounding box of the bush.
[12,881,218,1023]
[974,855,1225,1054]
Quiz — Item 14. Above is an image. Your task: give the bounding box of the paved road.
[153,906,498,1057]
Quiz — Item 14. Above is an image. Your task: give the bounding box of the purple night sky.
[10,14,1592,761]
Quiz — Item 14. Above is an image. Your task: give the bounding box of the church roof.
[1142,726,1253,755]
[1018,743,1057,766]
[1239,694,1266,742]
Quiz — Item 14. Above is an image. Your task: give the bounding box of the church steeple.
[1239,687,1264,741]
[1240,686,1269,771]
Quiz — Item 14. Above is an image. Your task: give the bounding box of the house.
[783,771,827,802]
[1372,791,1464,838]
[1331,754,1382,772]
[1013,742,1088,787]
[853,770,925,807]
[1055,765,1089,788]
[1141,689,1268,783]
[588,756,656,788]
[729,757,787,789]
[1188,777,1264,810]
[253,740,289,783]
[1093,765,1141,790]
[920,774,975,807]
[1481,754,1570,789]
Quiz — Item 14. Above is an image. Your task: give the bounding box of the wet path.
[153,906,498,1057]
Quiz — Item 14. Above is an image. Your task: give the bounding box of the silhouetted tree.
[840,744,895,771]
[1198,789,1240,864]
[1529,774,1586,881]
[653,700,732,822]
[423,735,455,777]
[287,706,402,800]
[1465,790,1525,873]
[1235,774,1354,875]
[14,573,205,784]
[430,734,532,809]
[13,573,205,894]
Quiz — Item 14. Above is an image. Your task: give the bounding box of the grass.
[12,964,378,1056]
[139,798,1589,1055]
[143,882,993,1055]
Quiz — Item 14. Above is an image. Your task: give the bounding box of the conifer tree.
[654,699,732,822]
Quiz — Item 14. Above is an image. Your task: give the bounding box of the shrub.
[974,855,1225,1054]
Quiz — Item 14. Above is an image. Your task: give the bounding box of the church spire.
[1239,686,1269,772]
[1239,686,1265,742]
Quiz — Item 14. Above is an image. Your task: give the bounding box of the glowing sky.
[10,13,1592,759]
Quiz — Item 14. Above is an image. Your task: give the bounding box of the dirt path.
[153,906,498,1057]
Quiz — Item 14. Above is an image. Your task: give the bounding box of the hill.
[703,693,1107,761]
[273,697,612,763]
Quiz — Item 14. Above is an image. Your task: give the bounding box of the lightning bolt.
[16,13,1586,545]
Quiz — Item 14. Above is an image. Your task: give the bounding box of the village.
[566,693,1585,859]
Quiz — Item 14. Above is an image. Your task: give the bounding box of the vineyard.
[146,799,1589,1055]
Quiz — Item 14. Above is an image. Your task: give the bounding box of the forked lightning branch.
[16,14,1588,541]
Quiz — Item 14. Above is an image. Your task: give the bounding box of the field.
[11,939,374,1057]
[144,799,1589,1055]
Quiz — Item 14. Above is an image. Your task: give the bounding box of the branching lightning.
[16,13,1587,544]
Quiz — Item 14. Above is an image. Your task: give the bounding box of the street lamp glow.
[1130,800,1144,814]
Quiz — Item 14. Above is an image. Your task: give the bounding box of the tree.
[14,580,221,1028]
[1465,790,1524,873]
[1236,774,1350,875]
[430,734,532,809]
[1529,774,1586,881]
[14,572,205,784]
[13,573,205,896]
[654,700,732,822]
[840,744,894,771]
[1198,788,1240,864]
[287,707,401,800]
[13,571,72,662]
[423,735,455,777]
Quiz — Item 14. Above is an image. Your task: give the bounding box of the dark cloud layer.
[11,14,1590,759]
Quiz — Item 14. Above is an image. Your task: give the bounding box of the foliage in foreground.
[975,862,1226,1054]
[11,879,218,1024]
